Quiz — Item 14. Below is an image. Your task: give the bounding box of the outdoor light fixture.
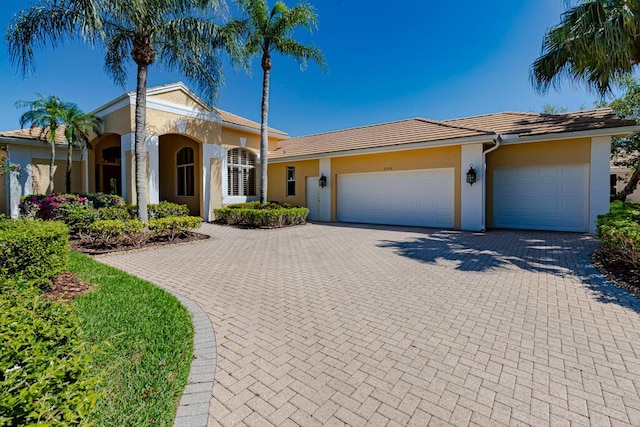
[466,164,477,186]
[319,174,327,188]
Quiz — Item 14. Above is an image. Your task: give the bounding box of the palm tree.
[16,94,69,194]
[238,0,324,204]
[7,0,243,221]
[531,0,640,95]
[61,104,102,193]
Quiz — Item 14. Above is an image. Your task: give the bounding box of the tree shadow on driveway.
[374,227,640,313]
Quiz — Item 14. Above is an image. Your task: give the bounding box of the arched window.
[227,148,256,196]
[177,147,195,197]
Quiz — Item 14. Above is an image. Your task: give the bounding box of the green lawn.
[70,251,194,426]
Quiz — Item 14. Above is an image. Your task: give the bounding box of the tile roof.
[0,126,68,143]
[271,118,495,159]
[443,108,636,136]
[214,108,288,137]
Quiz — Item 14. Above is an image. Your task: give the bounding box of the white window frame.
[225,148,258,203]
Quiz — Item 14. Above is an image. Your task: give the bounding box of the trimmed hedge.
[0,220,69,282]
[597,201,640,270]
[148,201,191,219]
[148,216,202,240]
[214,202,308,228]
[0,279,100,426]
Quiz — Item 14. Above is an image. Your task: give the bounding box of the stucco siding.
[101,105,134,136]
[145,109,221,144]
[32,159,83,194]
[268,160,319,206]
[485,138,591,228]
[149,90,203,110]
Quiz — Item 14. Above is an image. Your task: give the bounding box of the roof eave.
[499,125,640,144]
[270,133,496,163]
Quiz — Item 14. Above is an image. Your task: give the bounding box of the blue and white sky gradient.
[0,0,613,137]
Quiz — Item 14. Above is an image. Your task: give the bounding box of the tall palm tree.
[61,104,102,193]
[16,94,69,194]
[7,0,243,221]
[238,0,324,204]
[531,0,640,95]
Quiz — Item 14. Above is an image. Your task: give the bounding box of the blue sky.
[0,0,609,137]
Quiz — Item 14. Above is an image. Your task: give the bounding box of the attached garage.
[337,168,454,228]
[493,164,589,232]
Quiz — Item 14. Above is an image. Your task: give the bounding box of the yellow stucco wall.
[90,134,122,194]
[331,146,462,227]
[221,128,283,152]
[32,159,83,194]
[101,105,134,136]
[158,134,202,216]
[146,109,221,144]
[268,160,319,206]
[150,90,203,110]
[485,137,591,228]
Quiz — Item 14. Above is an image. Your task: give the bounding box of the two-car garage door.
[493,164,589,232]
[337,168,454,228]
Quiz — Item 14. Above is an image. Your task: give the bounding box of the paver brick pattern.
[99,223,640,426]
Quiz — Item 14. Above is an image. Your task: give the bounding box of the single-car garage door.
[493,164,589,232]
[337,168,454,228]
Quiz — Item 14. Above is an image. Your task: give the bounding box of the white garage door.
[337,168,454,228]
[493,164,589,232]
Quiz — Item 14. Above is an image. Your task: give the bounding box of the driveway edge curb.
[171,293,217,427]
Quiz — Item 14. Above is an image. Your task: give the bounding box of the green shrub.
[75,193,125,209]
[56,202,100,235]
[89,220,145,248]
[148,201,191,219]
[597,201,640,270]
[148,216,201,240]
[0,220,69,282]
[97,205,134,222]
[0,279,100,426]
[214,204,308,228]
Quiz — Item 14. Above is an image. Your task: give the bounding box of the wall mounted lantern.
[319,174,327,188]
[466,164,477,186]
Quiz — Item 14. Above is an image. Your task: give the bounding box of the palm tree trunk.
[613,163,640,201]
[260,55,271,205]
[48,140,55,194]
[135,64,149,222]
[66,143,72,193]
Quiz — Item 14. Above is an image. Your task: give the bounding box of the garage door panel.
[338,168,454,228]
[494,164,588,232]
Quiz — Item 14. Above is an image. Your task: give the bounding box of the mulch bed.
[45,272,93,302]
[591,248,640,299]
[69,231,211,255]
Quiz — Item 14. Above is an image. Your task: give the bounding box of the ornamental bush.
[597,201,640,270]
[214,203,308,228]
[148,216,202,240]
[0,279,100,426]
[148,201,191,219]
[0,220,68,282]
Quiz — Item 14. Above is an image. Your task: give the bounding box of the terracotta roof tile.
[271,118,494,159]
[0,126,68,143]
[214,108,287,136]
[443,108,636,136]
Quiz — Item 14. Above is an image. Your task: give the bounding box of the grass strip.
[69,251,194,426]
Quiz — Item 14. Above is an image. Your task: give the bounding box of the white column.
[590,136,612,234]
[319,158,331,222]
[120,133,135,201]
[147,135,159,204]
[202,143,222,222]
[461,144,484,231]
[7,146,33,219]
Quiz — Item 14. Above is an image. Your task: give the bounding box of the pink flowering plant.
[0,154,21,177]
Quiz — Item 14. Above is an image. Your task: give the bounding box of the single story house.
[1,82,637,233]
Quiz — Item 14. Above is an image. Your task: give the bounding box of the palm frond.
[104,29,134,87]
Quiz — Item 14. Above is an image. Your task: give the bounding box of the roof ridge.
[415,117,496,134]
[285,118,426,141]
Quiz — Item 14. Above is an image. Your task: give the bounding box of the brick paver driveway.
[100,223,640,426]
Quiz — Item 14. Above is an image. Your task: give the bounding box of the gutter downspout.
[481,134,502,232]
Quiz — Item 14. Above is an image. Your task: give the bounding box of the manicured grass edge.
[70,251,194,426]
